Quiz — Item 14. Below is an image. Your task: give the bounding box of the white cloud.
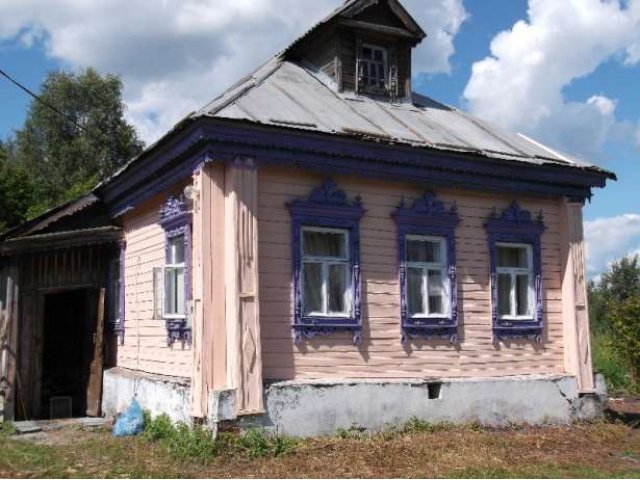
[463,0,640,163]
[636,123,640,148]
[0,0,467,143]
[585,214,640,275]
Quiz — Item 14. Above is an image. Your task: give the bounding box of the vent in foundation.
[428,382,442,400]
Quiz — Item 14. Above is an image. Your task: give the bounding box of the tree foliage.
[10,68,143,220]
[589,255,640,388]
[0,140,34,232]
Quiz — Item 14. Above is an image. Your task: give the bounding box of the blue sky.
[0,0,639,275]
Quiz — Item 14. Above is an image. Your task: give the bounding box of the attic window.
[359,44,388,90]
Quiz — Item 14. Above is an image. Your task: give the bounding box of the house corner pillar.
[561,198,595,393]
[224,158,264,416]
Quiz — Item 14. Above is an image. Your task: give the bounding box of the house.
[0,0,615,435]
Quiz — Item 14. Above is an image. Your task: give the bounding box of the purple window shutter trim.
[288,179,365,345]
[114,240,126,346]
[484,201,546,343]
[392,193,460,344]
[160,194,193,347]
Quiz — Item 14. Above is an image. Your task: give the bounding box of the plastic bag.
[112,399,144,437]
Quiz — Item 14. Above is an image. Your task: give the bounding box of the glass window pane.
[328,264,348,314]
[406,239,442,264]
[303,230,347,259]
[407,267,425,316]
[374,49,384,61]
[497,246,528,268]
[363,47,372,59]
[498,273,512,317]
[303,263,323,315]
[165,268,177,315]
[169,236,185,264]
[176,267,185,315]
[428,270,444,315]
[428,296,443,315]
[516,274,531,317]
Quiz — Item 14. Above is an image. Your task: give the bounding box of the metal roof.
[191,58,610,174]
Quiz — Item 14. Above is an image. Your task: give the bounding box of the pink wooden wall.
[118,190,192,379]
[258,166,566,380]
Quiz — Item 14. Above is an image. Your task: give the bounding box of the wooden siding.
[118,191,192,379]
[257,166,566,380]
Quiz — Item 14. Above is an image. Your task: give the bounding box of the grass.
[0,419,638,478]
[593,332,637,395]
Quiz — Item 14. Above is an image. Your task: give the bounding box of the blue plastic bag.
[113,399,144,437]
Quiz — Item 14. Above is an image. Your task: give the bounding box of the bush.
[141,414,296,463]
[167,423,216,464]
[592,333,634,394]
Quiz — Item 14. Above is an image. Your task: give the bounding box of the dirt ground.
[0,403,639,479]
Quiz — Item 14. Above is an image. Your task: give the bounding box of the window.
[164,235,186,318]
[360,44,387,90]
[288,179,365,344]
[405,236,450,318]
[301,228,351,317]
[158,194,192,346]
[496,244,533,320]
[485,201,545,343]
[108,258,121,324]
[392,192,459,343]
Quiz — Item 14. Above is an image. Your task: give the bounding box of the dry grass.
[0,421,639,478]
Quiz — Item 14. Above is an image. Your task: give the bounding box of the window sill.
[402,319,458,345]
[493,325,543,343]
[294,317,361,345]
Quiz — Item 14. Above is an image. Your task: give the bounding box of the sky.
[0,0,639,277]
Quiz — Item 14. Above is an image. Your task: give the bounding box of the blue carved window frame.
[160,195,193,347]
[485,201,545,343]
[288,179,365,345]
[392,193,459,344]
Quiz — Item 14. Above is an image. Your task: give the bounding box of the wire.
[0,67,93,136]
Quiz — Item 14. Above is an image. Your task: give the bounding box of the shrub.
[608,295,640,386]
[238,428,297,458]
[592,333,633,394]
[143,413,175,441]
[167,423,216,464]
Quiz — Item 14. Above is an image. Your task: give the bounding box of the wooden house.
[0,0,614,434]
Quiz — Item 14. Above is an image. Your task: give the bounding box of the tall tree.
[0,140,33,232]
[13,68,144,218]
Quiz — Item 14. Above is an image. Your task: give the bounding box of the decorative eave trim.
[485,201,546,343]
[288,179,365,345]
[99,119,613,219]
[392,193,460,344]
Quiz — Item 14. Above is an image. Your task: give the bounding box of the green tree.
[0,140,34,232]
[609,295,640,384]
[590,255,640,392]
[13,68,143,218]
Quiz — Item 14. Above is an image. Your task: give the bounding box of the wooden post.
[86,288,105,417]
[225,159,264,415]
[561,199,595,393]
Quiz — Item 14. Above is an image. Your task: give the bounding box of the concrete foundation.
[102,369,607,438]
[258,374,606,437]
[102,367,191,424]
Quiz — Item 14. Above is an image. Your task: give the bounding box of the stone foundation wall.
[102,369,607,437]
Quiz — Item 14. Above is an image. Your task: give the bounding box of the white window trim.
[301,226,352,318]
[405,235,451,319]
[163,236,187,320]
[361,43,388,89]
[496,242,534,321]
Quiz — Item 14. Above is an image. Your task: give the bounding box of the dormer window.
[359,44,388,90]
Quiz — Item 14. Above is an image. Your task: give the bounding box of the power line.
[0,67,92,136]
